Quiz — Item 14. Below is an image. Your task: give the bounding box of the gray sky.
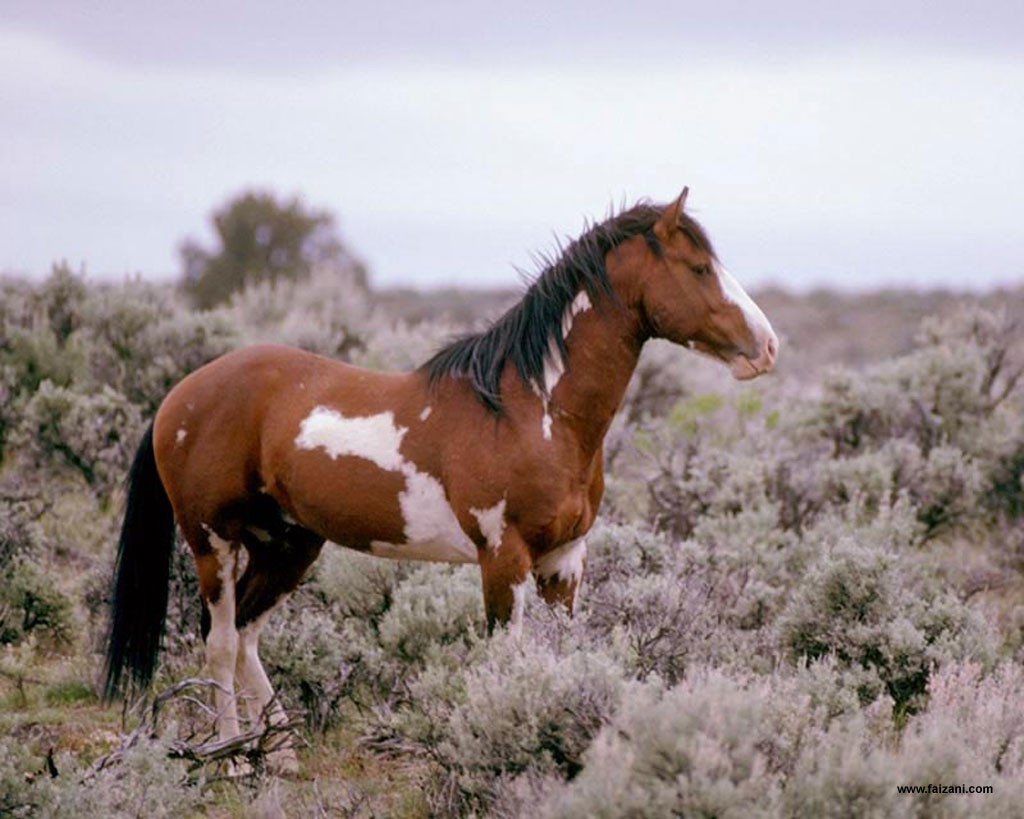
[2,1,1023,290]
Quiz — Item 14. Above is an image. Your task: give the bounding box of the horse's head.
[639,188,777,379]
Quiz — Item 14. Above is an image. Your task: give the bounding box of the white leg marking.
[296,406,478,563]
[205,531,240,741]
[470,497,506,553]
[235,604,298,772]
[509,578,530,638]
[235,610,276,725]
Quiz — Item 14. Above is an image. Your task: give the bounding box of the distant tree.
[180,191,366,309]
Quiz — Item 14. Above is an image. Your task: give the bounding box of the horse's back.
[151,344,422,539]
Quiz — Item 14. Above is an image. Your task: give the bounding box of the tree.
[180,191,366,309]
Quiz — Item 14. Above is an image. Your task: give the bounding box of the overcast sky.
[2,2,1023,291]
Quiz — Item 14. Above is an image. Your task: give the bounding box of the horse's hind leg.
[190,526,243,742]
[234,529,323,771]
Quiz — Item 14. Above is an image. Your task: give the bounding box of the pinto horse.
[103,188,777,765]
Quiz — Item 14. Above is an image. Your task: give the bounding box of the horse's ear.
[655,186,689,240]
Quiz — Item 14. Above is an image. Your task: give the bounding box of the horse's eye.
[692,264,709,277]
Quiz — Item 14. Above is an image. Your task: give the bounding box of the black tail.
[103,422,176,701]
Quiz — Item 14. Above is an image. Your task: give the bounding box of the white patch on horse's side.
[419,406,432,421]
[298,406,477,563]
[533,538,587,586]
[509,577,530,637]
[176,428,187,445]
[715,263,774,343]
[295,406,406,471]
[387,467,478,562]
[470,497,506,552]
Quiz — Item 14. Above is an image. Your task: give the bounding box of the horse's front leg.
[478,527,533,635]
[533,538,587,615]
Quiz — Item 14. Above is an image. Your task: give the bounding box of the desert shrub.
[786,662,1024,818]
[0,493,41,568]
[990,438,1024,521]
[0,736,207,819]
[809,307,1020,460]
[542,669,782,819]
[260,606,358,733]
[376,631,626,816]
[81,284,237,413]
[0,495,74,647]
[583,522,675,587]
[910,661,1024,777]
[587,570,719,684]
[258,550,482,730]
[226,264,374,360]
[355,316,463,372]
[0,557,74,646]
[0,266,90,409]
[777,536,992,714]
[782,716,911,819]
[309,545,409,622]
[376,564,482,664]
[583,522,790,675]
[12,381,143,495]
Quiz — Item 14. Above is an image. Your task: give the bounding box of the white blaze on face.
[470,497,507,552]
[176,428,187,445]
[419,406,432,421]
[533,290,592,440]
[294,405,478,563]
[714,262,775,350]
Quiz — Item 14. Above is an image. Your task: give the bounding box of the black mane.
[422,200,713,412]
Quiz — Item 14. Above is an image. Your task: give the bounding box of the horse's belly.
[367,537,478,564]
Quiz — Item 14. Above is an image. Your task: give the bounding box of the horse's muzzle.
[730,332,778,380]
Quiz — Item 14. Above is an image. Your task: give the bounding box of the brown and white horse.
[103,188,777,765]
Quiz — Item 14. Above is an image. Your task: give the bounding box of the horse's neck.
[549,298,644,455]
